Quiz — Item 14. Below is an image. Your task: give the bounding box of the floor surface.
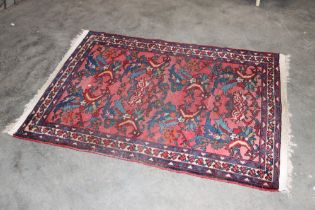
[0,0,315,209]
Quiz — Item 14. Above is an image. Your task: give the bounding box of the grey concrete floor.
[0,0,315,209]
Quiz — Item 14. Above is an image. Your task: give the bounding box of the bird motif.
[83,87,109,104]
[53,92,84,114]
[148,56,170,69]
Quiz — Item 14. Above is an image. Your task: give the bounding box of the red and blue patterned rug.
[8,30,290,191]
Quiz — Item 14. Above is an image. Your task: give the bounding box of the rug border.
[3,30,90,135]
[12,134,279,192]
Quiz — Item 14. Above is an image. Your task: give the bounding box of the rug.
[5,30,292,191]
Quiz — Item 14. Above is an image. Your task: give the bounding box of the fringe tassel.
[3,30,89,135]
[279,54,295,192]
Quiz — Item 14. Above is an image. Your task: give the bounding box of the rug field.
[6,30,291,191]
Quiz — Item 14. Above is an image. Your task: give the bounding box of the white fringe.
[3,30,89,136]
[279,54,294,192]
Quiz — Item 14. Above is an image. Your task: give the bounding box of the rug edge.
[279,54,294,192]
[2,29,90,136]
